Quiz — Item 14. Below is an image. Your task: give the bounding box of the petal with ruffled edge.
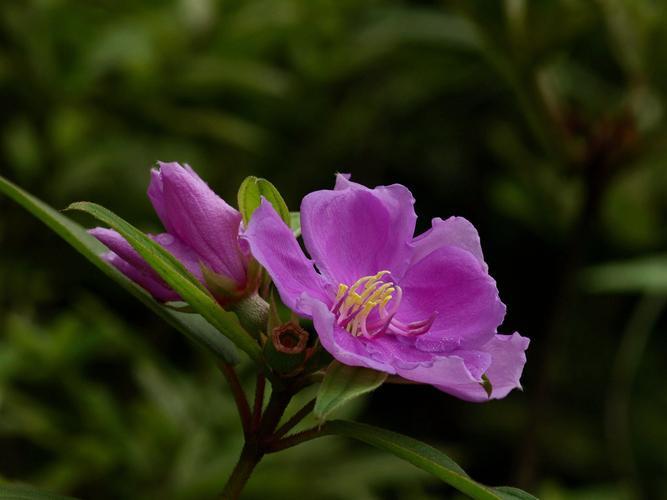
[472,332,529,400]
[102,251,179,302]
[396,245,506,352]
[244,199,329,312]
[400,332,529,402]
[411,217,487,270]
[301,174,417,285]
[148,162,246,285]
[366,335,437,371]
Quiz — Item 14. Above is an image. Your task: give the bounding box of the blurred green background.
[1,0,667,498]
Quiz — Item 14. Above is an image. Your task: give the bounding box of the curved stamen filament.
[333,271,396,337]
[332,271,434,338]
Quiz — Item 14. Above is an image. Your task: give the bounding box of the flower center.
[331,271,401,337]
[331,271,436,339]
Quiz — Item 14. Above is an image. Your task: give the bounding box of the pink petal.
[243,199,329,312]
[474,332,529,399]
[149,233,205,281]
[102,251,179,302]
[89,227,153,273]
[397,245,505,351]
[301,175,416,285]
[149,162,246,286]
[411,217,487,270]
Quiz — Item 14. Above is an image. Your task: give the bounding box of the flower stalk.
[218,362,252,438]
[220,382,305,499]
[221,442,264,499]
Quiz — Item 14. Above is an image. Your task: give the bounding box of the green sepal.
[314,361,388,421]
[481,373,493,398]
[237,175,290,225]
[289,211,301,237]
[201,265,243,300]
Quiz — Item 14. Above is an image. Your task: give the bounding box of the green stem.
[220,442,264,499]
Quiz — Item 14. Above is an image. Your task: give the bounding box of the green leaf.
[0,175,239,364]
[582,256,667,293]
[289,211,301,237]
[325,420,538,500]
[314,362,387,420]
[168,310,241,364]
[66,201,265,367]
[493,486,541,500]
[0,483,77,499]
[237,175,290,225]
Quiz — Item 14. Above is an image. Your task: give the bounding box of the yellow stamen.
[333,270,398,337]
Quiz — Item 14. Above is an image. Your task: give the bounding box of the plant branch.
[220,442,263,499]
[258,388,292,437]
[252,373,266,432]
[219,362,252,437]
[274,398,316,438]
[266,424,329,454]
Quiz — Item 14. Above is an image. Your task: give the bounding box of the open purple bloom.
[90,162,250,303]
[244,174,529,401]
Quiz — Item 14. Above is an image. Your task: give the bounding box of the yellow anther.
[335,284,349,302]
[379,294,393,310]
[334,270,402,337]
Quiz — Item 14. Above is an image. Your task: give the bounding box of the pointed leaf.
[315,361,387,420]
[325,420,537,500]
[493,487,541,500]
[237,175,290,225]
[66,201,265,366]
[0,175,240,364]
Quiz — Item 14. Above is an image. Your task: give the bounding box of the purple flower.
[90,162,250,303]
[244,174,529,401]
